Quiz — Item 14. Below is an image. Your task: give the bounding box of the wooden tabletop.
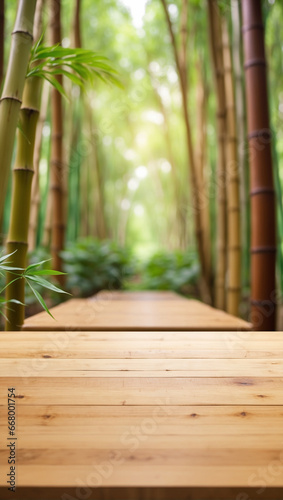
[23,292,252,331]
[1,329,283,499]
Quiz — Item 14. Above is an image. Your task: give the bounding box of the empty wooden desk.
[0,329,283,499]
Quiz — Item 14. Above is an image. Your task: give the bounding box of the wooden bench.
[23,291,252,331]
[1,329,283,499]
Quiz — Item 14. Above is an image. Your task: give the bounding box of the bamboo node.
[228,245,241,251]
[244,58,266,70]
[6,241,28,247]
[11,29,33,41]
[248,129,272,141]
[250,188,275,197]
[0,96,22,104]
[13,167,34,173]
[251,246,276,254]
[242,23,264,33]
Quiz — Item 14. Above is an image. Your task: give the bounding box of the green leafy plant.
[137,250,200,295]
[0,250,69,325]
[27,39,122,95]
[61,238,135,297]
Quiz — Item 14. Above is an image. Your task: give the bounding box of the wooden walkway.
[23,291,252,331]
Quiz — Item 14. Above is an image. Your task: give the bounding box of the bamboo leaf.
[26,275,70,294]
[27,43,122,92]
[24,259,51,273]
[27,269,66,276]
[27,282,55,319]
[0,251,17,264]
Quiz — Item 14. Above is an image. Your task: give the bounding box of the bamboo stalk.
[0,0,37,223]
[207,0,227,310]
[28,80,50,251]
[0,0,4,88]
[195,61,212,296]
[222,18,241,317]
[242,0,276,330]
[5,75,42,330]
[27,0,47,251]
[160,0,212,303]
[231,0,249,288]
[86,104,107,240]
[42,187,53,248]
[50,0,65,283]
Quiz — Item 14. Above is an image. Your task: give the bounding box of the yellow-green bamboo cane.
[50,0,65,283]
[28,80,50,251]
[5,74,42,330]
[207,0,227,310]
[222,19,241,316]
[0,0,37,222]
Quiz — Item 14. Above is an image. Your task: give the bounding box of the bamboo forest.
[0,0,282,333]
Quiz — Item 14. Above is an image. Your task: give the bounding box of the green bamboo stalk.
[5,73,42,330]
[222,18,241,316]
[207,0,227,310]
[0,0,5,88]
[50,0,65,283]
[28,79,50,251]
[0,0,37,223]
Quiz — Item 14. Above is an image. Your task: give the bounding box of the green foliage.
[27,40,122,96]
[60,238,135,297]
[0,249,68,321]
[138,250,200,294]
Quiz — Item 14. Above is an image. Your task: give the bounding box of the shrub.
[139,250,199,295]
[61,238,135,297]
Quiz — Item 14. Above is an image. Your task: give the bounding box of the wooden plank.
[2,339,283,350]
[2,347,283,359]
[2,330,282,341]
[1,404,282,423]
[1,358,283,377]
[1,464,283,487]
[1,377,283,405]
[8,423,283,436]
[1,432,283,450]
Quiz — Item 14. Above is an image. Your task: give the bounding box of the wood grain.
[0,295,282,494]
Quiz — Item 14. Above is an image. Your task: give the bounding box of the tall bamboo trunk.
[195,62,211,294]
[242,0,276,330]
[0,0,4,88]
[222,19,241,316]
[160,0,212,303]
[42,188,53,248]
[207,0,227,310]
[231,0,250,288]
[0,0,37,223]
[28,0,47,251]
[28,80,50,251]
[5,75,42,330]
[50,0,65,283]
[0,0,5,240]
